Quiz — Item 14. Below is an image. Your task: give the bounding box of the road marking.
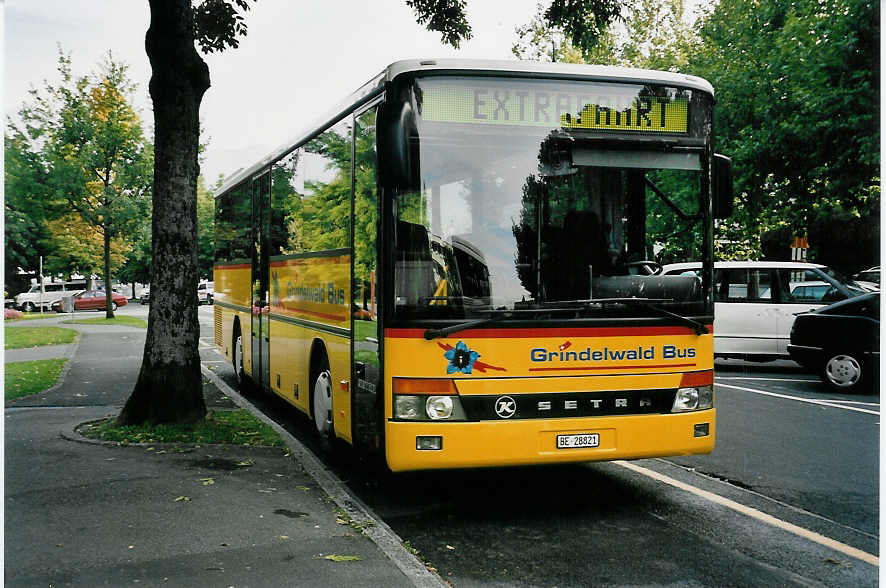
[717,376,821,384]
[716,382,880,416]
[615,460,879,567]
[822,399,881,407]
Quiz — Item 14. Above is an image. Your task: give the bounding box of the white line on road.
[820,399,881,407]
[716,382,880,416]
[615,460,879,567]
[716,376,821,383]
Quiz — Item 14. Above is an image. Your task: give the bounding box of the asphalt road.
[191,305,879,586]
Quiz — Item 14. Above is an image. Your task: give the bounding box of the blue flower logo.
[444,341,480,374]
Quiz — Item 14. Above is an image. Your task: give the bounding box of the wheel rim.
[313,370,333,436]
[825,354,861,388]
[233,334,243,382]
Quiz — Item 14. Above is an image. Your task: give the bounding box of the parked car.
[15,280,86,312]
[198,281,214,305]
[52,289,128,312]
[139,287,150,305]
[851,266,880,291]
[660,261,866,361]
[787,293,879,393]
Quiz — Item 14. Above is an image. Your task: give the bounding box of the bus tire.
[310,352,335,449]
[232,323,248,391]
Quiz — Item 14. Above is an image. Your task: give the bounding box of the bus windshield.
[393,76,707,322]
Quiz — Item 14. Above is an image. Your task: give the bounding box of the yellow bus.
[214,59,732,472]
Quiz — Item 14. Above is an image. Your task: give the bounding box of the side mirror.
[713,154,733,218]
[377,100,419,190]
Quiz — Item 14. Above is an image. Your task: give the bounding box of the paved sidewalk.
[5,342,77,363]
[4,320,427,587]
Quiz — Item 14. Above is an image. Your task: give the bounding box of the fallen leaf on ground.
[323,554,362,562]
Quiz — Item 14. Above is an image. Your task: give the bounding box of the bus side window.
[354,107,380,327]
[303,119,352,251]
[270,149,304,256]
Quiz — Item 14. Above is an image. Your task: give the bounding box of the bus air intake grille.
[214,306,223,346]
[459,389,677,420]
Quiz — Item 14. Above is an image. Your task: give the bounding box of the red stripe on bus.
[214,263,251,270]
[269,257,348,267]
[528,363,697,372]
[384,326,713,339]
[273,307,347,322]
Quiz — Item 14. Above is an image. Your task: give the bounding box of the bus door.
[251,171,271,391]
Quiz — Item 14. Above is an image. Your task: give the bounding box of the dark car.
[852,266,880,290]
[52,289,129,312]
[788,293,880,393]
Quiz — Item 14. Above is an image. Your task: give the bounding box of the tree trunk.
[118,0,209,424]
[103,226,114,319]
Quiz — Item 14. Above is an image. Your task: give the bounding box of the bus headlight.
[393,395,467,421]
[672,386,713,412]
[426,396,454,419]
[394,396,424,420]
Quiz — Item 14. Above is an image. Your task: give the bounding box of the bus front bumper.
[385,410,716,472]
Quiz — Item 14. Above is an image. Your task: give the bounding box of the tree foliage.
[513,0,878,271]
[196,176,216,279]
[8,52,152,309]
[43,214,131,277]
[406,0,473,47]
[689,0,879,269]
[4,133,52,284]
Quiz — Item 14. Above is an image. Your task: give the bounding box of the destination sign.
[420,82,689,134]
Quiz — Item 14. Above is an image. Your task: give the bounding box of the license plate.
[557,433,600,449]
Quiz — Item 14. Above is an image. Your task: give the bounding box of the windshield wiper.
[422,308,580,340]
[600,297,709,335]
[423,312,514,340]
[536,298,707,335]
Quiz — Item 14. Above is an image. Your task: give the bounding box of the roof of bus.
[385,59,714,94]
[216,59,715,196]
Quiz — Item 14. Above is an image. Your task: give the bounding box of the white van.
[661,261,865,361]
[197,281,214,305]
[15,281,86,312]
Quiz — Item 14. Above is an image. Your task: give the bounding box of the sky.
[5,0,543,185]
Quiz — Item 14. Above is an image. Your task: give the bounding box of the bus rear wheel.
[312,368,334,441]
[232,326,247,389]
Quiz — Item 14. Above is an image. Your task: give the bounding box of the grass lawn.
[62,315,147,328]
[5,359,68,400]
[354,319,378,342]
[5,326,78,350]
[80,410,284,446]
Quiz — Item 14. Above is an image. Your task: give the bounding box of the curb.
[42,334,81,396]
[201,364,449,588]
